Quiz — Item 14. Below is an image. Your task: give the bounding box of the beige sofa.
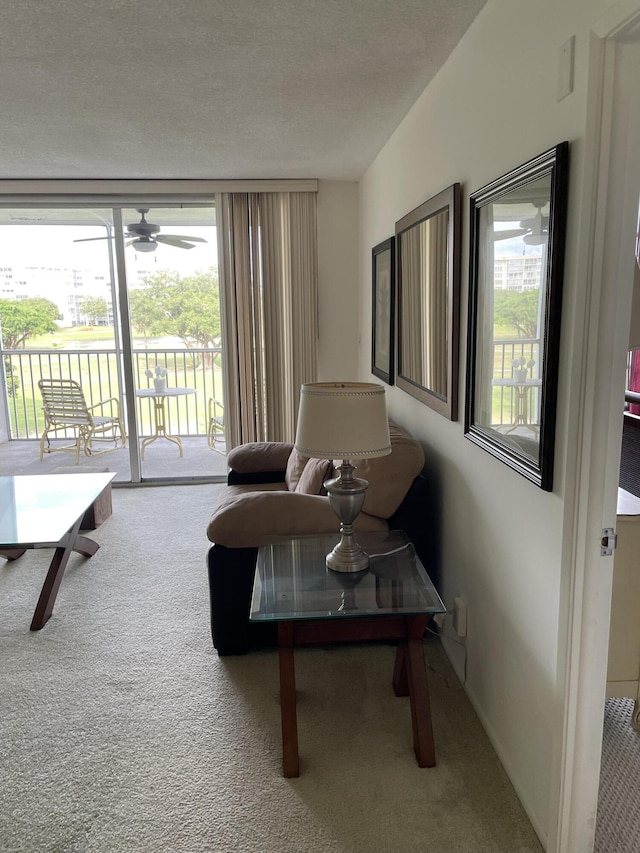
[208,422,425,548]
[206,422,430,654]
[606,488,640,729]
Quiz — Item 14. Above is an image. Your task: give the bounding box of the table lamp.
[294,382,391,572]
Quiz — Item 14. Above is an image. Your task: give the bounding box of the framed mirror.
[464,143,569,491]
[395,183,461,419]
[371,237,395,385]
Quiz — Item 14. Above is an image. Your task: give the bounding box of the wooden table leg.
[0,548,27,561]
[404,615,435,767]
[393,642,409,697]
[30,517,98,631]
[278,621,299,778]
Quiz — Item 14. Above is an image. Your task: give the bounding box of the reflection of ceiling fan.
[494,202,549,245]
[73,208,208,252]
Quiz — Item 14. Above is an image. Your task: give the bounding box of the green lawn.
[27,325,118,348]
[5,334,223,440]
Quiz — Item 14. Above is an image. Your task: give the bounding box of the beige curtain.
[217,191,318,448]
[401,226,422,380]
[422,211,448,396]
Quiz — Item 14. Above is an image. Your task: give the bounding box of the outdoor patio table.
[135,387,196,458]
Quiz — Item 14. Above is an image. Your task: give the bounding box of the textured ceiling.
[0,0,486,181]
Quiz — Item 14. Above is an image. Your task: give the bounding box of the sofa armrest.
[227,441,294,475]
[207,490,387,548]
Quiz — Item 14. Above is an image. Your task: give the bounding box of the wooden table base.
[276,614,435,777]
[392,622,436,767]
[0,515,100,630]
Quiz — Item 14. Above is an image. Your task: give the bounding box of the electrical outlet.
[453,597,467,637]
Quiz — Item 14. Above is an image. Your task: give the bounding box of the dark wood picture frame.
[464,142,569,491]
[395,183,461,419]
[371,237,395,385]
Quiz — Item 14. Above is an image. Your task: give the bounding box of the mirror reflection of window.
[466,142,568,490]
[477,175,551,447]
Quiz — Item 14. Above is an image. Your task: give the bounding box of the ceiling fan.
[494,202,549,245]
[74,208,208,252]
[521,205,549,246]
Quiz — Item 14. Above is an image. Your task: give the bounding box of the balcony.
[1,347,228,483]
[489,338,540,434]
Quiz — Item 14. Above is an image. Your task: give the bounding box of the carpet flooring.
[595,697,640,853]
[0,483,543,852]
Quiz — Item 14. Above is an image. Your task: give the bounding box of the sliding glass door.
[119,206,222,480]
[0,203,224,483]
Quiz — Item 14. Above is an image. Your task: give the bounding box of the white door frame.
[550,3,640,851]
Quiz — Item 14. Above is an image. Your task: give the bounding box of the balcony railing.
[491,338,540,429]
[3,340,536,441]
[2,347,224,440]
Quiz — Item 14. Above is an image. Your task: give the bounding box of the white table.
[492,378,542,433]
[135,387,196,458]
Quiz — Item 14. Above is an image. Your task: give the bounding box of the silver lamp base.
[324,461,369,573]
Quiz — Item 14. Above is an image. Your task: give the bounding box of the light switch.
[558,36,575,102]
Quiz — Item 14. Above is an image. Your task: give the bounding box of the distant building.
[494,255,542,291]
[0,263,113,325]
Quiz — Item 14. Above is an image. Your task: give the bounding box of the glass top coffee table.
[0,473,115,630]
[251,530,445,777]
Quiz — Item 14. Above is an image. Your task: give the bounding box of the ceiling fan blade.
[158,234,207,243]
[73,236,113,243]
[493,228,529,240]
[155,235,197,249]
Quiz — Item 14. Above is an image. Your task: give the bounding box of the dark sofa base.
[207,473,434,655]
[207,544,277,655]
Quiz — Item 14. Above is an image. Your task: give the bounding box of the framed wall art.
[464,142,569,490]
[395,183,461,418]
[371,237,395,385]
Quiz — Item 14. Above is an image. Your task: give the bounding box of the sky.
[0,220,218,321]
[0,224,217,278]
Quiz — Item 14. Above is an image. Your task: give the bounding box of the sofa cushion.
[207,488,387,548]
[342,422,425,519]
[227,441,294,474]
[295,457,332,495]
[285,449,308,490]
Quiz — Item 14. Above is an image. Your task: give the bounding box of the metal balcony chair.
[38,378,126,464]
[207,397,225,451]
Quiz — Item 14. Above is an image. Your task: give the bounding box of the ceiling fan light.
[132,237,157,252]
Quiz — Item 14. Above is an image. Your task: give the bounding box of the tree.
[128,268,220,357]
[4,356,19,397]
[493,288,540,338]
[0,297,62,349]
[79,296,108,324]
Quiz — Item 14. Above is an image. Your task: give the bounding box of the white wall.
[358,0,612,844]
[316,180,359,381]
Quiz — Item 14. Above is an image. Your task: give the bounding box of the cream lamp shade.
[294,382,391,461]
